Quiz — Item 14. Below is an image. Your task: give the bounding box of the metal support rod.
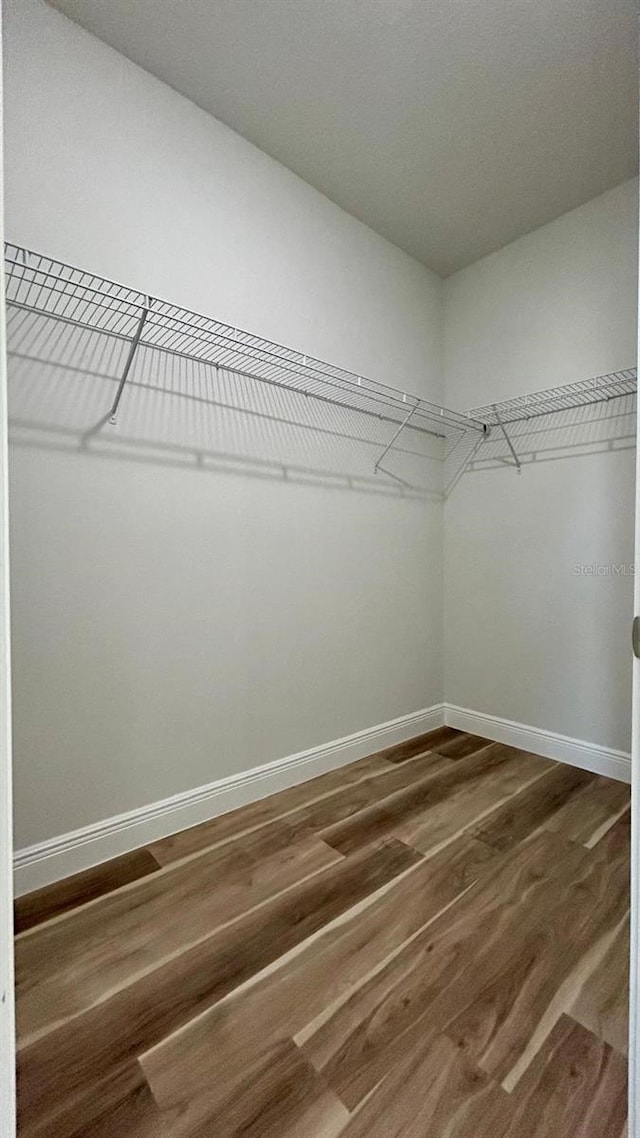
[493,404,522,473]
[374,400,418,473]
[108,300,151,424]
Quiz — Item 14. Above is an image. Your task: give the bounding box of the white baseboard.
[444,703,631,785]
[15,700,629,896]
[14,703,445,896]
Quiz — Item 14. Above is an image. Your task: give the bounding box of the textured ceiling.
[49,0,638,276]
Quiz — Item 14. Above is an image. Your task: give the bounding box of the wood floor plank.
[572,914,630,1055]
[472,763,595,851]
[16,823,343,1040]
[441,814,630,1088]
[149,751,451,866]
[263,753,453,847]
[17,838,420,1131]
[147,753,392,865]
[18,1060,166,1138]
[544,776,631,847]
[64,1079,166,1138]
[496,1014,627,1138]
[14,849,162,934]
[395,751,555,856]
[321,744,553,856]
[377,727,460,763]
[341,1015,627,1138]
[336,1032,512,1138]
[430,732,494,760]
[299,822,629,1111]
[186,1039,348,1138]
[140,834,501,1132]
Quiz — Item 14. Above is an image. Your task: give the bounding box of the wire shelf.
[472,370,637,425]
[4,244,485,444]
[5,244,636,493]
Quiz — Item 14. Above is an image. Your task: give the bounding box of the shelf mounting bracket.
[493,404,522,474]
[374,398,419,475]
[81,298,151,441]
[108,298,151,425]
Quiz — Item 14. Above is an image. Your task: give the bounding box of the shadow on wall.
[6,306,447,500]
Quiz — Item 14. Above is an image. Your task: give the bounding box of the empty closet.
[1,0,638,1135]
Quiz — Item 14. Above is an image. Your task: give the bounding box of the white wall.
[4,0,444,847]
[443,180,638,752]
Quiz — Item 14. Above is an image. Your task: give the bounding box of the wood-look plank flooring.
[14,729,630,1136]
